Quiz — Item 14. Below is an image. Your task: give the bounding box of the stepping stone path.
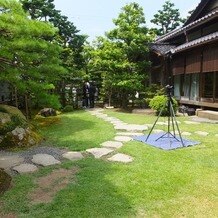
[0,155,24,170]
[108,153,133,163]
[1,108,215,175]
[181,132,192,136]
[116,132,143,136]
[87,108,148,163]
[62,152,84,161]
[184,121,200,125]
[114,136,132,142]
[13,164,38,174]
[32,154,61,166]
[101,141,123,149]
[194,131,209,136]
[86,148,114,158]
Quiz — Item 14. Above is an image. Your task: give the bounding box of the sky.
[53,0,201,42]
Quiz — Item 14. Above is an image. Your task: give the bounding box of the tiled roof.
[184,0,211,25]
[171,31,218,53]
[156,10,218,42]
[150,43,176,55]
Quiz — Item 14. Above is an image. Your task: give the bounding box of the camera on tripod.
[165,85,173,97]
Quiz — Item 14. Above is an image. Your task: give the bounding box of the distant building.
[150,0,218,109]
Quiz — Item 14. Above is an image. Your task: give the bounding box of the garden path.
[0,108,213,175]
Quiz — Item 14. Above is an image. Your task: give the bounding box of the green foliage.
[87,3,154,108]
[1,110,217,217]
[0,0,66,111]
[36,94,61,110]
[144,84,165,104]
[62,105,74,112]
[149,95,178,116]
[151,0,185,35]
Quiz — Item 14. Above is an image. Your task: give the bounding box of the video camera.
[165,85,173,97]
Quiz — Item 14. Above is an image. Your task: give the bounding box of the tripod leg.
[170,103,176,136]
[169,100,184,147]
[145,103,165,141]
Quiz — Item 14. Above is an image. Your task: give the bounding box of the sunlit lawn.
[1,109,217,217]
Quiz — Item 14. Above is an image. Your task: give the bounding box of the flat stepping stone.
[184,121,200,125]
[182,132,192,136]
[108,153,133,163]
[86,148,114,158]
[101,141,123,149]
[116,132,144,136]
[13,164,38,174]
[114,136,132,142]
[111,121,125,125]
[156,122,167,126]
[32,154,61,166]
[0,155,24,170]
[62,152,84,161]
[114,124,148,131]
[194,131,209,136]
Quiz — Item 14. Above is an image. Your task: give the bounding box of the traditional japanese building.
[151,0,218,109]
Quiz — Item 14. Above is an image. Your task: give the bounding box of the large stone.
[101,141,123,149]
[39,108,56,117]
[62,152,84,161]
[0,155,24,170]
[32,154,61,166]
[13,164,38,174]
[108,153,133,163]
[86,148,114,158]
[12,127,25,136]
[114,136,132,142]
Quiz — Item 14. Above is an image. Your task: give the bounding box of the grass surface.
[1,109,217,217]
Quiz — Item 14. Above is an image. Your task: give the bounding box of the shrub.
[62,105,74,112]
[149,95,178,116]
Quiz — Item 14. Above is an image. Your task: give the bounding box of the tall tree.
[20,0,87,106]
[0,0,65,116]
[90,3,153,108]
[151,0,185,35]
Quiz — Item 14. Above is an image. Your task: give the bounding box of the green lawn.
[1,110,217,217]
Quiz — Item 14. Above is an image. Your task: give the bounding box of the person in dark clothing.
[82,81,90,108]
[89,81,96,108]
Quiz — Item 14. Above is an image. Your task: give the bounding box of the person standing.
[89,81,96,108]
[83,80,90,108]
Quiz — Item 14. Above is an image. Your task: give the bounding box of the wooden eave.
[171,31,218,54]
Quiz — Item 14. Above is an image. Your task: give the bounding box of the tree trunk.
[14,87,18,108]
[25,94,29,120]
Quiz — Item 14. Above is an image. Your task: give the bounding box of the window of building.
[202,72,214,98]
[173,75,181,99]
[190,74,199,101]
